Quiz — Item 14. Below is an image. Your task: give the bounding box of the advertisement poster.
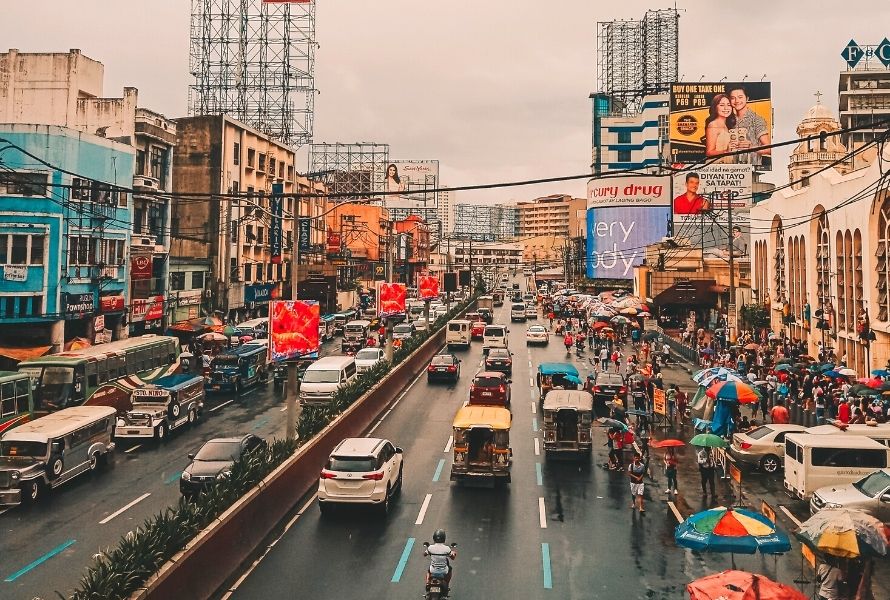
[269,300,320,362]
[670,82,772,170]
[270,185,283,264]
[377,282,407,318]
[672,165,752,256]
[417,275,440,301]
[653,388,666,416]
[586,177,671,279]
[130,255,153,280]
[384,160,439,208]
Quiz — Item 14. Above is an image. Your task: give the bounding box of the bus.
[18,335,181,414]
[0,371,33,434]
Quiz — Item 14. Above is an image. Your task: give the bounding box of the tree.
[739,303,770,331]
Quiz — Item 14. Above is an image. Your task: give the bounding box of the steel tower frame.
[308,142,391,199]
[189,0,317,148]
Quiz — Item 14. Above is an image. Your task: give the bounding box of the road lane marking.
[394,368,425,406]
[391,538,415,583]
[531,401,536,414]
[100,493,152,524]
[367,420,383,434]
[432,459,445,482]
[538,497,547,528]
[667,501,683,524]
[541,543,553,589]
[4,539,76,582]
[443,436,453,453]
[209,399,235,413]
[532,418,538,432]
[252,416,270,430]
[124,444,142,454]
[529,377,534,387]
[528,360,533,369]
[534,438,540,456]
[415,494,433,525]
[164,471,182,485]
[780,505,803,528]
[535,462,543,486]
[479,360,484,367]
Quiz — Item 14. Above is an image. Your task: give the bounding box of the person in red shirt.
[672,173,712,215]
[837,398,851,424]
[769,400,790,424]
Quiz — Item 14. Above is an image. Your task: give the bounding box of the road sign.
[729,462,741,484]
[801,544,816,569]
[652,388,666,416]
[760,500,776,524]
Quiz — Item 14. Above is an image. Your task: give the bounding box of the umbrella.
[620,307,638,315]
[650,439,685,449]
[597,417,628,431]
[798,354,816,362]
[819,363,837,372]
[773,364,792,372]
[823,370,842,378]
[797,508,890,558]
[223,324,239,336]
[706,380,760,404]
[687,570,808,600]
[675,506,791,555]
[610,316,630,324]
[642,331,660,341]
[776,358,793,365]
[564,374,582,385]
[699,372,746,388]
[638,311,652,318]
[592,321,609,330]
[693,367,735,384]
[859,377,883,389]
[197,332,227,342]
[700,348,715,355]
[850,384,880,397]
[743,343,759,350]
[871,369,890,377]
[689,433,728,448]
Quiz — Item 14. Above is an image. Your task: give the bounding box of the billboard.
[417,275,440,301]
[669,82,772,171]
[377,282,407,318]
[269,300,320,362]
[586,177,671,279]
[672,165,753,257]
[384,160,439,208]
[270,184,284,264]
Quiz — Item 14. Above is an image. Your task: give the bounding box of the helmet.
[433,529,446,543]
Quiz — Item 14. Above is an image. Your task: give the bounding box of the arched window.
[876,198,890,321]
[773,221,785,303]
[816,212,831,313]
[836,231,846,328]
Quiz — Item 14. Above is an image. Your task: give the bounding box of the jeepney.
[542,390,593,459]
[535,363,581,402]
[342,319,371,355]
[319,314,336,342]
[115,374,205,441]
[450,405,512,484]
[332,310,357,336]
[206,343,269,393]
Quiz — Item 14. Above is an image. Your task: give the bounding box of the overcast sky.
[2,1,889,205]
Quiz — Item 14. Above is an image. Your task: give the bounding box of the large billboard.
[672,165,752,257]
[269,300,320,362]
[586,177,671,279]
[377,282,407,318]
[384,160,439,208]
[417,275,440,301]
[670,82,772,171]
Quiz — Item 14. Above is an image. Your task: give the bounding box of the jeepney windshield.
[20,366,75,411]
[0,440,48,459]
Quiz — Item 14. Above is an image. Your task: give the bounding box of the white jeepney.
[115,374,205,441]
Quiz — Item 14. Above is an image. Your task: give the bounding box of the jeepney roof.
[543,390,593,412]
[537,363,580,377]
[151,373,204,391]
[1,406,116,444]
[346,320,371,328]
[452,405,511,430]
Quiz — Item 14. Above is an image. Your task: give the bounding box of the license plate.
[429,587,441,593]
[438,368,448,371]
[212,385,220,390]
[128,430,139,435]
[482,392,492,396]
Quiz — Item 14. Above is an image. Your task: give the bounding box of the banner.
[63,292,95,319]
[377,282,407,318]
[270,184,284,264]
[670,82,772,170]
[131,295,165,322]
[100,295,125,313]
[269,300,320,362]
[672,165,752,256]
[298,218,311,253]
[326,229,341,256]
[653,388,666,416]
[418,275,439,301]
[384,160,439,208]
[130,255,153,280]
[586,177,671,279]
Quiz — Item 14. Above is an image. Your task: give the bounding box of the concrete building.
[515,194,586,268]
[451,241,523,272]
[394,215,431,284]
[788,100,853,190]
[172,114,326,322]
[838,57,890,171]
[326,203,389,286]
[437,187,454,238]
[0,124,133,355]
[452,203,517,241]
[590,93,669,174]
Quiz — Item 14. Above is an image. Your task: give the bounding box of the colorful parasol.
[689,433,728,448]
[773,364,792,372]
[743,343,759,351]
[650,438,685,448]
[675,506,791,555]
[687,570,807,600]
[706,380,760,404]
[797,508,889,558]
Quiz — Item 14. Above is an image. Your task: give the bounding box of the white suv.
[318,437,403,515]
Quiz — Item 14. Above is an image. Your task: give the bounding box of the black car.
[180,434,266,498]
[477,308,494,324]
[484,348,513,375]
[427,354,461,383]
[592,372,627,415]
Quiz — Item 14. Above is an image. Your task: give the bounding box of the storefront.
[62,291,97,342]
[130,294,166,335]
[173,290,204,323]
[244,283,278,318]
[98,292,127,343]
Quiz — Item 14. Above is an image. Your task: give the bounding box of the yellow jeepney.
[450,405,512,484]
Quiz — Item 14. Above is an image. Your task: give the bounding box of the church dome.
[805,102,833,120]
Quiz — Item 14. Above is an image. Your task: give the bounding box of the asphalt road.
[0,339,340,600]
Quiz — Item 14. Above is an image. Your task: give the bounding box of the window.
[279,162,285,179]
[658,114,670,143]
[233,142,241,166]
[10,235,27,264]
[170,271,186,291]
[287,165,294,181]
[617,130,631,144]
[150,147,166,181]
[68,237,97,265]
[191,271,204,289]
[245,224,255,242]
[617,150,632,163]
[247,148,256,168]
[244,263,253,281]
[257,227,265,245]
[812,448,888,469]
[0,172,48,196]
[269,157,276,175]
[255,263,263,282]
[101,239,125,265]
[258,153,267,172]
[136,150,146,176]
[267,263,273,280]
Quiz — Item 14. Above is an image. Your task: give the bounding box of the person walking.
[628,453,646,513]
[664,448,679,495]
[696,446,717,498]
[770,399,790,424]
[816,557,847,600]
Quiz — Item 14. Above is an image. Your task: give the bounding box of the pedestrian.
[641,340,650,364]
[548,311,555,328]
[599,346,609,372]
[816,557,847,600]
[627,453,646,512]
[676,388,688,425]
[770,399,790,424]
[612,348,622,373]
[666,384,678,422]
[664,448,679,495]
[838,397,851,423]
[696,446,717,497]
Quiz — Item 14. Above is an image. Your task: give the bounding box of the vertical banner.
[418,275,440,301]
[377,282,407,318]
[269,300,320,362]
[298,218,311,253]
[270,183,284,264]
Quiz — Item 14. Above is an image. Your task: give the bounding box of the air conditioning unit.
[134,176,156,189]
[132,237,154,247]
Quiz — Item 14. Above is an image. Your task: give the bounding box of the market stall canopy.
[0,345,52,363]
[686,570,807,600]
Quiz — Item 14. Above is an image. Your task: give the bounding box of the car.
[524,305,537,319]
[470,320,486,340]
[392,323,415,340]
[526,325,549,345]
[810,468,890,520]
[433,306,448,319]
[484,348,514,375]
[318,437,403,515]
[354,347,385,373]
[522,293,535,304]
[465,312,481,323]
[510,303,527,322]
[468,371,511,407]
[478,308,494,324]
[412,319,429,332]
[592,372,627,409]
[180,434,267,498]
[482,324,509,353]
[427,354,462,382]
[729,424,807,473]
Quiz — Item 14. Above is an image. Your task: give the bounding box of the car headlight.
[117,418,126,427]
[181,471,191,481]
[10,471,20,480]
[217,469,232,480]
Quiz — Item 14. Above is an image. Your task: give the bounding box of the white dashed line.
[538,497,547,528]
[209,399,235,413]
[124,445,142,454]
[415,493,433,525]
[780,505,803,528]
[443,436,453,453]
[531,401,536,414]
[534,438,540,456]
[529,377,534,387]
[99,493,151,524]
[667,501,683,524]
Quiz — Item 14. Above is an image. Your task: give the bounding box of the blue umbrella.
[774,364,792,372]
[871,369,890,377]
[564,374,582,385]
[823,370,842,378]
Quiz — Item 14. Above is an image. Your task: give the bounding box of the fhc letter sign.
[586,176,671,279]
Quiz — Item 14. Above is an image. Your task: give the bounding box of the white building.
[437,187,454,237]
[451,241,523,271]
[590,93,669,174]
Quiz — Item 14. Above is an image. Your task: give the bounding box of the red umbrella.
[859,377,884,389]
[687,570,807,600]
[706,380,760,404]
[592,321,609,330]
[650,439,685,448]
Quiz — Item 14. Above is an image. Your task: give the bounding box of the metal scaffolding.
[596,8,679,114]
[308,142,390,199]
[188,0,317,148]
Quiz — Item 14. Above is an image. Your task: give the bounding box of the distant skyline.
[1,1,888,205]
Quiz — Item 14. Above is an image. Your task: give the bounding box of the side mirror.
[507,379,513,384]
[188,453,195,460]
[395,447,404,454]
[882,493,890,503]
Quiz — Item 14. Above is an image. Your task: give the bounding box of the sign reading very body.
[586,177,671,279]
[672,165,752,256]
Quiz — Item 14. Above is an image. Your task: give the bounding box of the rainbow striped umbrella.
[675,506,790,555]
[705,380,760,404]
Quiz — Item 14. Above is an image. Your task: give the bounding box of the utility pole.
[384,220,395,363]
[222,195,233,318]
[285,190,300,441]
[563,238,570,288]
[727,193,737,345]
[445,235,451,313]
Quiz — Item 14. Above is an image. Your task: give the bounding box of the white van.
[446,320,471,349]
[510,303,527,322]
[807,422,890,447]
[300,356,358,405]
[784,433,890,500]
[482,325,509,354]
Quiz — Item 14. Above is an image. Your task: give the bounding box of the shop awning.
[167,318,210,334]
[653,280,720,307]
[0,345,52,362]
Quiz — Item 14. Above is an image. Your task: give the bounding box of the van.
[300,356,358,405]
[807,422,890,447]
[446,320,472,349]
[482,325,509,354]
[0,406,116,506]
[784,432,890,500]
[510,303,527,322]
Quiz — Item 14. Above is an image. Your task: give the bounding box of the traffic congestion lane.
[0,340,339,599]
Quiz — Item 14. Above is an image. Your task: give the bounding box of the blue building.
[0,124,133,356]
[590,93,669,174]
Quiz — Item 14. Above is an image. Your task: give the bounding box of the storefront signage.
[177,290,203,306]
[327,229,341,255]
[270,184,283,264]
[245,283,277,304]
[130,255,153,280]
[63,292,95,319]
[298,218,311,253]
[100,295,125,313]
[3,265,27,281]
[94,314,105,331]
[131,295,165,322]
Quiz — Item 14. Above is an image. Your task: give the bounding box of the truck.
[476,296,494,324]
[492,290,504,306]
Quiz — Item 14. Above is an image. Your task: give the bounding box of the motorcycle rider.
[425,529,457,591]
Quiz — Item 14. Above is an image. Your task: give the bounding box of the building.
[0,124,133,354]
[515,194,586,269]
[452,203,517,241]
[590,93,669,174]
[325,203,389,286]
[788,100,853,191]
[450,241,523,272]
[394,215,431,284]
[172,114,326,322]
[838,52,890,171]
[750,101,890,376]
[437,187,454,237]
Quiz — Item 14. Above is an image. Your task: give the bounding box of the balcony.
[133,175,161,193]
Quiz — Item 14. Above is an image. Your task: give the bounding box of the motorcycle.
[423,541,457,599]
